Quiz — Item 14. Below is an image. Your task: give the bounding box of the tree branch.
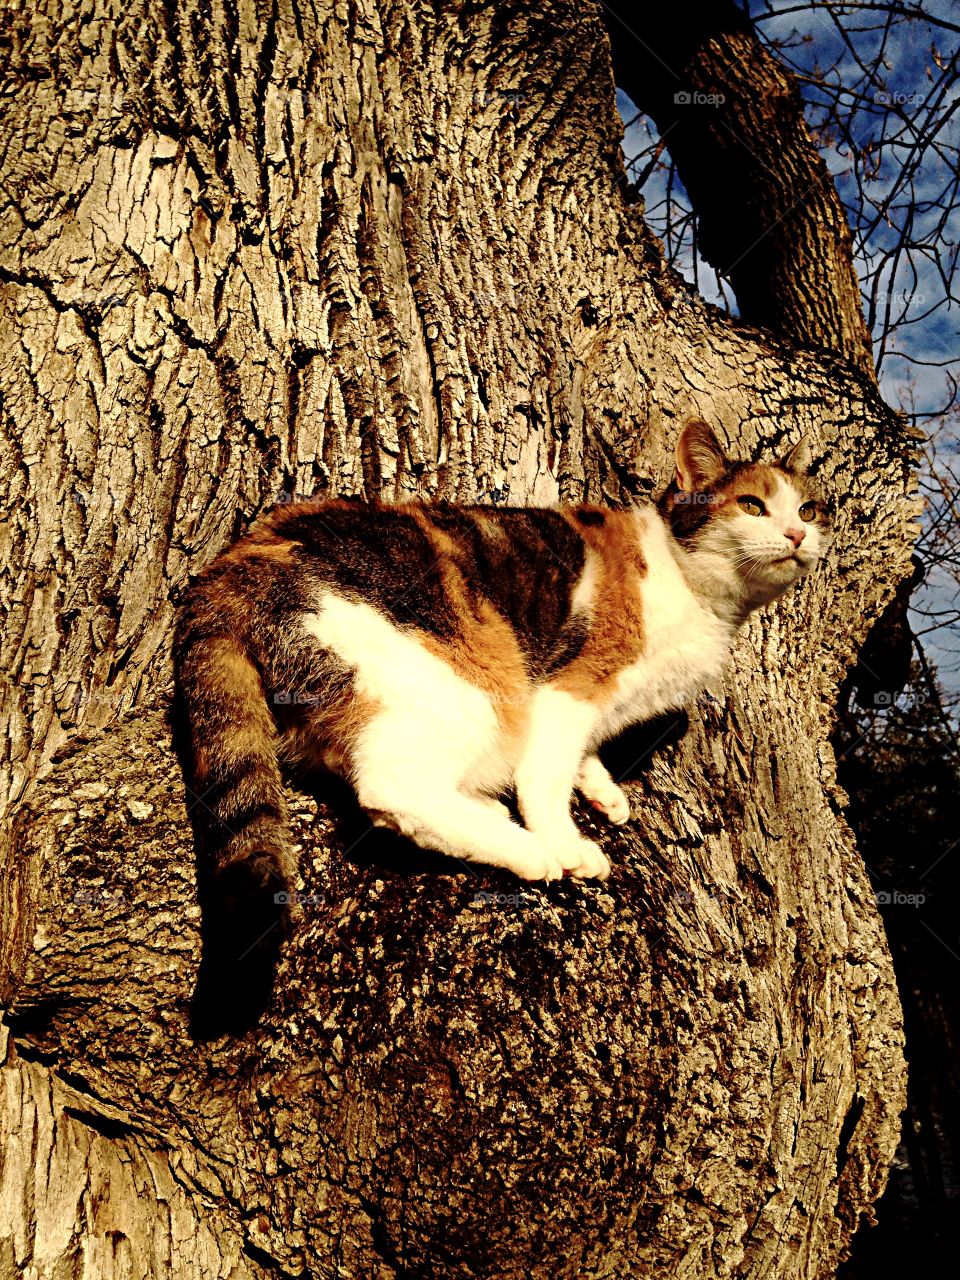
[607,0,876,376]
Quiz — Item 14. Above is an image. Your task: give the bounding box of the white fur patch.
[570,548,600,616]
[576,754,631,824]
[514,687,610,878]
[592,510,734,740]
[303,591,503,783]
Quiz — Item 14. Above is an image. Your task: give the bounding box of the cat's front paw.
[556,836,611,881]
[512,850,567,882]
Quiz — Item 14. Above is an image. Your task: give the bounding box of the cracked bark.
[1,1,912,1277]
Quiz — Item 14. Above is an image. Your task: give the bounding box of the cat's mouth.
[770,552,815,575]
[764,552,808,574]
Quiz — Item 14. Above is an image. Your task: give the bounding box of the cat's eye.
[737,496,766,517]
[798,502,817,523]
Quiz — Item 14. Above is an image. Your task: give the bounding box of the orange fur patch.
[284,689,381,778]
[220,526,295,564]
[552,508,647,703]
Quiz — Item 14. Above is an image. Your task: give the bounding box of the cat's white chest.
[598,515,734,737]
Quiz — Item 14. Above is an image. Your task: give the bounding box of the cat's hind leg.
[576,754,631,825]
[303,592,562,881]
[350,711,565,882]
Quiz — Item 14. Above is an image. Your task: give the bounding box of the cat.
[174,420,829,928]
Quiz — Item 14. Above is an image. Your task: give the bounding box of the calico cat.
[174,420,829,920]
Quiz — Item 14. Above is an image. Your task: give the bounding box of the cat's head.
[662,420,831,606]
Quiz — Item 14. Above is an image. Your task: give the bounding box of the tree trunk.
[0,1,911,1276]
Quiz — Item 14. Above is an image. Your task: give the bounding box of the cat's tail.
[173,609,297,986]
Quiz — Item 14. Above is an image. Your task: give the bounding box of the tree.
[621,0,960,418]
[0,1,914,1275]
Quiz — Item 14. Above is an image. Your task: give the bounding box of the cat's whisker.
[731,551,770,579]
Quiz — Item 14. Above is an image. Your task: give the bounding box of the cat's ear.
[778,434,813,473]
[675,420,729,491]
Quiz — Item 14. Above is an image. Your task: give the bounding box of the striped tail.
[173,616,295,1033]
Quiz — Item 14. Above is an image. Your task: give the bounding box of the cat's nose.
[785,527,805,548]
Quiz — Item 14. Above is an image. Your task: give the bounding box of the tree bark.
[1,1,911,1276]
[608,0,875,378]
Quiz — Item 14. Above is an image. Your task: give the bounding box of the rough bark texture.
[0,1,913,1277]
[608,0,875,378]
